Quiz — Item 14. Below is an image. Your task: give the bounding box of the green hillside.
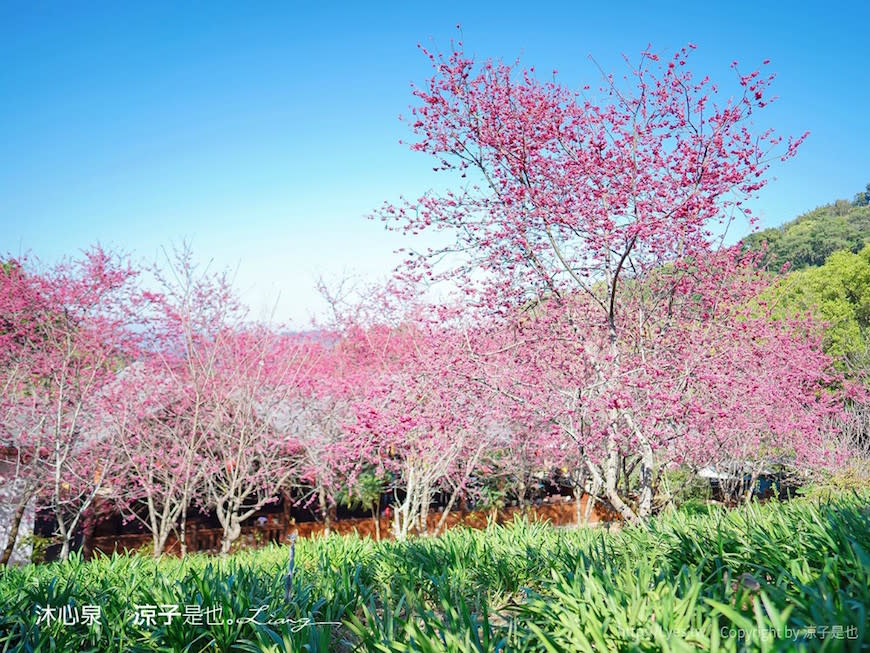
[742,183,870,270]
[743,184,870,386]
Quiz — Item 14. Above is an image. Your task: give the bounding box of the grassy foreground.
[1,496,868,652]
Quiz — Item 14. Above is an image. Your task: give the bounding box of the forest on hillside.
[742,183,870,269]
[742,184,870,385]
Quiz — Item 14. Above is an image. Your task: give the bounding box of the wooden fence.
[89,495,619,558]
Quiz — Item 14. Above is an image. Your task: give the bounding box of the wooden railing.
[91,523,293,557]
[89,496,619,558]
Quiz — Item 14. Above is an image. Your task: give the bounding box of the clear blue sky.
[2,1,868,324]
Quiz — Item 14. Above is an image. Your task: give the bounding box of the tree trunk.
[393,467,414,541]
[55,511,72,561]
[153,530,169,558]
[179,504,188,557]
[638,443,655,520]
[623,411,655,520]
[596,439,641,526]
[584,475,601,525]
[572,466,588,526]
[744,469,760,505]
[593,329,645,526]
[0,496,29,566]
[371,504,380,541]
[220,517,241,555]
[605,481,640,525]
[392,502,402,540]
[574,486,583,526]
[318,484,331,536]
[432,486,462,537]
[518,480,527,516]
[419,480,431,535]
[622,457,632,498]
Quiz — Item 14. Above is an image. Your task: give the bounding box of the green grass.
[1,495,868,652]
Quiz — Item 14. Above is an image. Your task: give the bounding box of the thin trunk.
[371,504,380,541]
[318,484,330,536]
[574,486,583,526]
[432,486,462,537]
[179,505,188,557]
[744,470,760,505]
[584,476,601,525]
[392,499,402,540]
[518,480,527,516]
[573,466,588,526]
[596,322,643,526]
[220,516,241,555]
[215,498,241,555]
[419,480,431,536]
[55,509,71,561]
[595,437,641,526]
[145,492,169,558]
[393,466,413,541]
[55,490,99,562]
[624,412,655,520]
[153,529,170,558]
[605,478,640,525]
[638,477,653,517]
[622,457,631,498]
[0,496,29,566]
[638,444,655,519]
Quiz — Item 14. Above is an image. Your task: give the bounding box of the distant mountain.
[742,183,870,270]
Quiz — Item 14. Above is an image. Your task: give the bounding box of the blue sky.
[2,1,868,325]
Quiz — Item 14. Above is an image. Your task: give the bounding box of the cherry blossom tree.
[285,388,351,536]
[202,328,313,554]
[351,316,511,540]
[283,321,397,536]
[287,283,423,537]
[462,247,847,521]
[0,249,139,559]
[377,39,844,523]
[104,245,245,556]
[102,359,199,557]
[1,260,47,565]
